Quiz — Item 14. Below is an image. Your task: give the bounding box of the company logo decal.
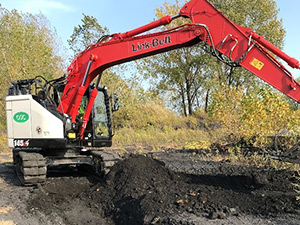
[13,112,29,123]
[132,36,172,52]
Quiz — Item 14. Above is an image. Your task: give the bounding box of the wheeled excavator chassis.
[13,149,120,186]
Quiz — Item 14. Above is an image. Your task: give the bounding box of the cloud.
[20,0,76,15]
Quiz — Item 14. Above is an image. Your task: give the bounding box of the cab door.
[92,88,113,147]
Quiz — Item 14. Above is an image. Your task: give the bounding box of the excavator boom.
[57,0,300,138]
[179,0,300,94]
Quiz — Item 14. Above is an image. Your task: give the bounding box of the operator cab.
[81,86,118,148]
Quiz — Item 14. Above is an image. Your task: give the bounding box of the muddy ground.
[0,150,300,225]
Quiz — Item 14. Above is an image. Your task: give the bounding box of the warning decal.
[250,58,264,71]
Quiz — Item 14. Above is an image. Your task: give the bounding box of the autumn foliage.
[208,85,300,148]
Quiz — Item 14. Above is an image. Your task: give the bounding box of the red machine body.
[58,0,300,138]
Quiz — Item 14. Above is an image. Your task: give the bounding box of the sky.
[1,0,300,78]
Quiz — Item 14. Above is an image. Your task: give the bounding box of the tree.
[139,0,285,116]
[68,14,109,56]
[0,7,63,129]
[139,0,208,116]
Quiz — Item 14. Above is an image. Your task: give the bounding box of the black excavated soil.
[25,153,300,225]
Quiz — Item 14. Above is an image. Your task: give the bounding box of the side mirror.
[112,95,119,112]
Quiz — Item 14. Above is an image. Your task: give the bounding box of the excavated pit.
[23,153,300,225]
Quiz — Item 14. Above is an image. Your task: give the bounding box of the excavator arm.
[58,0,300,138]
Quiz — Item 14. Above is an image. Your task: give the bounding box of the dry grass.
[0,149,10,154]
[0,134,9,154]
[0,206,14,214]
[229,152,300,171]
[114,127,210,148]
[0,221,15,225]
[0,154,12,163]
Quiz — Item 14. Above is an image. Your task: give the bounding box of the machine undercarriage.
[13,148,120,186]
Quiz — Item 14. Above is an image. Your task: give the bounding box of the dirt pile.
[25,154,300,225]
[83,155,300,224]
[86,155,193,224]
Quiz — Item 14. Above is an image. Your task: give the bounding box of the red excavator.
[5,0,300,185]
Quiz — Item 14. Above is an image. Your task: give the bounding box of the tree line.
[0,7,63,129]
